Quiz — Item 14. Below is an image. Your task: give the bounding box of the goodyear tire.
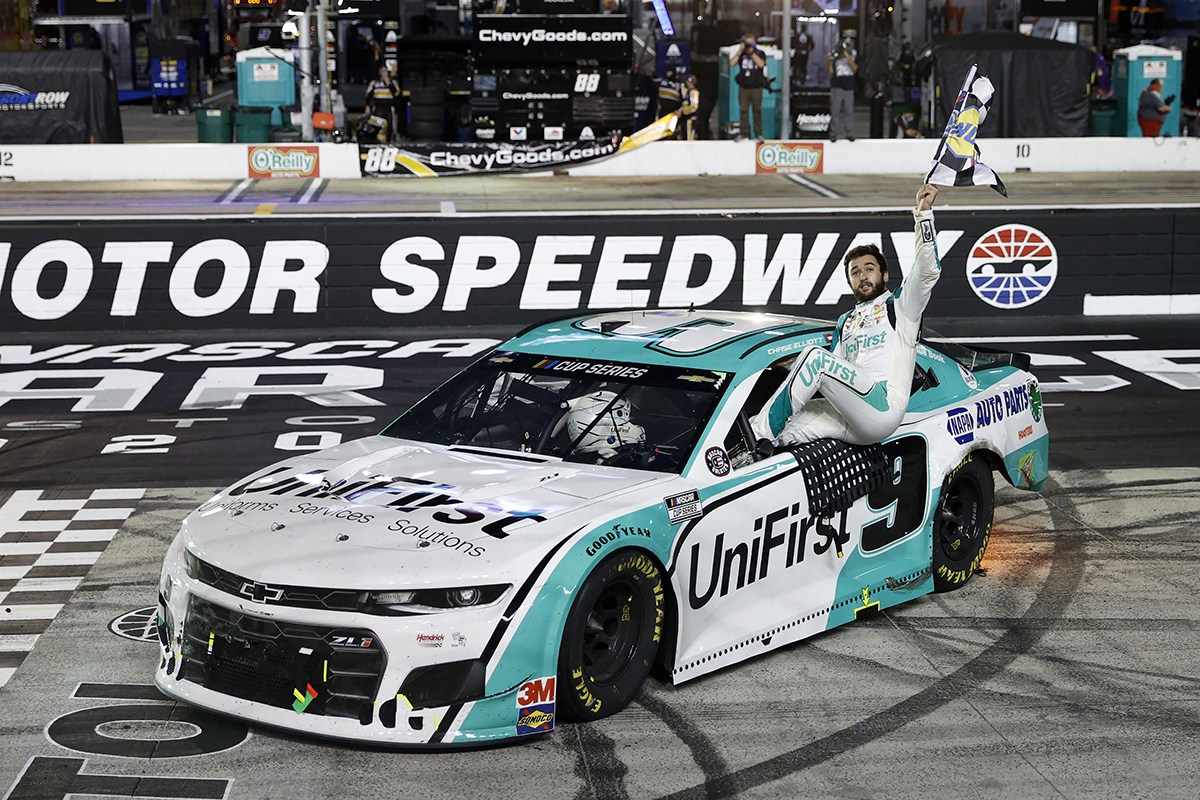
[557,550,664,722]
[933,454,994,592]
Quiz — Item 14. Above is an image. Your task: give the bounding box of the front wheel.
[933,453,995,592]
[557,550,665,722]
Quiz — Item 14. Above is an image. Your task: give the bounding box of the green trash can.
[234,107,273,143]
[196,107,233,143]
[1089,100,1118,136]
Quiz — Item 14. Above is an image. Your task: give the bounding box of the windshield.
[382,351,730,473]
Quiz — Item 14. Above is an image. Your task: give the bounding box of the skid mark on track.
[570,722,630,800]
[0,489,145,688]
[655,476,1088,800]
[636,684,730,793]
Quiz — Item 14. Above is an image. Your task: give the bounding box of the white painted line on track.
[785,173,845,199]
[1084,293,1200,316]
[440,200,457,214]
[0,604,65,620]
[0,635,41,652]
[218,178,254,205]
[297,178,325,204]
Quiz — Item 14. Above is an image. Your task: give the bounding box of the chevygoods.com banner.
[0,208,1186,331]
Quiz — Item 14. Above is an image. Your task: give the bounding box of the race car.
[154,309,1049,746]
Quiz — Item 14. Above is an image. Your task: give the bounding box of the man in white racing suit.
[752,184,941,446]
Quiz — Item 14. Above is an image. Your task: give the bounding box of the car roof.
[503,309,835,373]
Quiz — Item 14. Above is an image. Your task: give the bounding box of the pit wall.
[1,207,1195,331]
[1,137,1198,182]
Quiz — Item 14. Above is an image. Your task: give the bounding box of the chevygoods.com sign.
[0,209,1184,331]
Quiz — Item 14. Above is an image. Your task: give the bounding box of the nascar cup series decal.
[516,676,556,735]
[665,490,703,524]
[966,224,1058,309]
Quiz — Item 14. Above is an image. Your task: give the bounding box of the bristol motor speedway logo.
[966,224,1058,309]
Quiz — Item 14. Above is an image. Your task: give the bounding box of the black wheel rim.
[581,579,642,685]
[938,474,981,563]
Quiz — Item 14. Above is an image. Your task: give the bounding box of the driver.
[563,390,645,459]
[752,184,941,446]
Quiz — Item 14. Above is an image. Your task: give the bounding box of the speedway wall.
[2,137,1200,181]
[1,206,1196,332]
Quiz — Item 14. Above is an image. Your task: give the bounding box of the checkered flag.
[925,64,1007,197]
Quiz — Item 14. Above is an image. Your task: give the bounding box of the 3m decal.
[516,676,555,707]
[516,676,556,735]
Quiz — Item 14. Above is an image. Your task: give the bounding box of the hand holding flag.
[925,64,1007,197]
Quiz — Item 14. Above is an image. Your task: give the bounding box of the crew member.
[752,184,941,446]
[657,67,684,118]
[679,74,701,139]
[364,65,405,141]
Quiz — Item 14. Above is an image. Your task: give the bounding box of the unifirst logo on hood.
[0,84,70,112]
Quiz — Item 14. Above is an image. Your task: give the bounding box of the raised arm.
[894,184,941,328]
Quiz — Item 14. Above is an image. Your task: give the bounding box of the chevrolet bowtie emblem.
[239,581,284,603]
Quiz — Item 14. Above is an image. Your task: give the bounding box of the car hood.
[181,436,665,589]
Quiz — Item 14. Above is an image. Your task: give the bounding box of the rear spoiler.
[925,340,1031,373]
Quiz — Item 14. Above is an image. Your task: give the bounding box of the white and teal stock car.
[155,309,1049,746]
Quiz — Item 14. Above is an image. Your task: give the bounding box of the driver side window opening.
[723,358,793,470]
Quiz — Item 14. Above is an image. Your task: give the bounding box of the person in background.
[794,24,813,86]
[1138,78,1172,137]
[364,65,405,142]
[657,67,683,119]
[827,37,857,142]
[731,33,768,141]
[894,104,922,138]
[896,41,915,89]
[679,74,701,140]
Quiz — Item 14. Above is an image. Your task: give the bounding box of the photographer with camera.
[827,38,858,142]
[730,33,768,141]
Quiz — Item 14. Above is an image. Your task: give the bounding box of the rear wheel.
[557,550,664,721]
[933,454,994,592]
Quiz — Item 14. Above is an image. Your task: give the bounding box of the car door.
[668,361,861,679]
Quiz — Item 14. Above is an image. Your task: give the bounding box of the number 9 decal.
[860,436,928,553]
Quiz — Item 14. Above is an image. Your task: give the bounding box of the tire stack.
[408,87,445,141]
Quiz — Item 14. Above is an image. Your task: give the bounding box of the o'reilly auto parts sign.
[474,15,631,63]
[0,208,1187,331]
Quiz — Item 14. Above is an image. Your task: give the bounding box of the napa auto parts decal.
[0,207,1192,330]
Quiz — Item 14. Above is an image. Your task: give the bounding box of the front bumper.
[154,541,538,746]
